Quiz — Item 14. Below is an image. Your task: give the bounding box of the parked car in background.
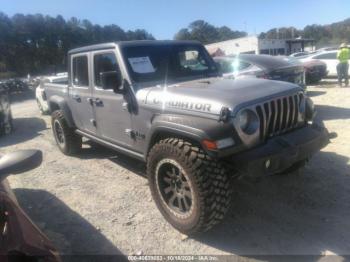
[3,78,29,94]
[214,54,306,89]
[36,73,68,114]
[289,51,310,57]
[0,150,61,261]
[0,84,12,136]
[28,76,41,90]
[302,60,328,84]
[298,50,338,77]
[316,46,339,52]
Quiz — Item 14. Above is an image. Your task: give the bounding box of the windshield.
[122,44,218,83]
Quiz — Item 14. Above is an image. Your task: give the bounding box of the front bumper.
[231,124,329,176]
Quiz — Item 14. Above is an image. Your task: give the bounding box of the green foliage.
[260,18,350,48]
[174,20,247,44]
[0,12,155,76]
[259,27,301,40]
[0,71,16,79]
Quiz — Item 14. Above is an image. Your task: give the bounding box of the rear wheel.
[0,111,13,136]
[147,138,232,234]
[51,110,81,155]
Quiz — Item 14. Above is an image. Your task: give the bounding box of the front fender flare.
[145,114,237,158]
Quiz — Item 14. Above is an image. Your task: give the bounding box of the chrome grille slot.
[256,93,302,140]
[256,105,265,140]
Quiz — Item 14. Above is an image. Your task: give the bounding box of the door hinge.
[125,129,136,139]
[90,119,97,127]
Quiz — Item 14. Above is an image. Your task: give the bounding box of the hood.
[136,78,302,118]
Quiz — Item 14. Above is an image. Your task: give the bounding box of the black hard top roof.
[68,40,202,55]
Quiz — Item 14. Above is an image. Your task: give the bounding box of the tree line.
[259,18,350,48]
[0,11,349,78]
[174,20,247,45]
[0,12,154,77]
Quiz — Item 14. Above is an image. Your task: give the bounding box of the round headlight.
[239,109,259,135]
[239,110,249,130]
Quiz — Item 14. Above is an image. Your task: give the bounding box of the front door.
[69,53,96,134]
[92,51,133,148]
[69,54,96,134]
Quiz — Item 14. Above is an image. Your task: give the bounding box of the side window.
[178,50,209,72]
[314,52,337,60]
[72,56,89,86]
[94,53,119,87]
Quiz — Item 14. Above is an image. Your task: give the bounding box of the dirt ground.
[1,80,350,260]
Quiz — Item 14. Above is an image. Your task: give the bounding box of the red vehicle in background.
[0,150,60,262]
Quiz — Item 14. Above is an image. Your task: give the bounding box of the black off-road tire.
[0,111,13,136]
[36,98,49,115]
[147,138,232,234]
[51,110,82,155]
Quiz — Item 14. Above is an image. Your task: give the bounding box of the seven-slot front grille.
[255,93,304,140]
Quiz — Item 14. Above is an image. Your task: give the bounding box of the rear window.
[313,52,337,60]
[72,56,89,86]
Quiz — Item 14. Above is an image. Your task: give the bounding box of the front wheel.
[147,138,232,234]
[51,110,82,155]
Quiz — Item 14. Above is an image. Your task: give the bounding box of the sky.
[1,0,349,39]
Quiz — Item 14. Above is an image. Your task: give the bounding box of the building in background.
[206,36,315,56]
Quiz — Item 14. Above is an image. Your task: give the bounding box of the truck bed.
[44,82,68,101]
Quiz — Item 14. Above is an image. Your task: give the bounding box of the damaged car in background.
[0,150,60,261]
[214,54,306,89]
[45,40,330,234]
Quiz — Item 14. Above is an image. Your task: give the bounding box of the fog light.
[265,159,271,169]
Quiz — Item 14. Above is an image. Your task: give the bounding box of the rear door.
[91,50,133,148]
[312,52,338,76]
[69,53,96,134]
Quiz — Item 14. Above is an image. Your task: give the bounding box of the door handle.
[72,95,81,102]
[87,97,94,106]
[94,98,103,106]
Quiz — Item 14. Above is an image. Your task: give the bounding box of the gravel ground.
[1,81,350,260]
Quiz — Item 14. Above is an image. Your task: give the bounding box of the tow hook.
[328,132,338,140]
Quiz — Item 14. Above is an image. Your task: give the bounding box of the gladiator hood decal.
[136,78,301,117]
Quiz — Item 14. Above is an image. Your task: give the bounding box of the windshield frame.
[120,43,219,86]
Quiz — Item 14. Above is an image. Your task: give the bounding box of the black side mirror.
[100,71,123,93]
[0,150,42,180]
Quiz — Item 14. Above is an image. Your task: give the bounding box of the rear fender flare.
[48,96,75,128]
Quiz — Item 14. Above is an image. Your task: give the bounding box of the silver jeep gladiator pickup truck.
[45,40,329,234]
